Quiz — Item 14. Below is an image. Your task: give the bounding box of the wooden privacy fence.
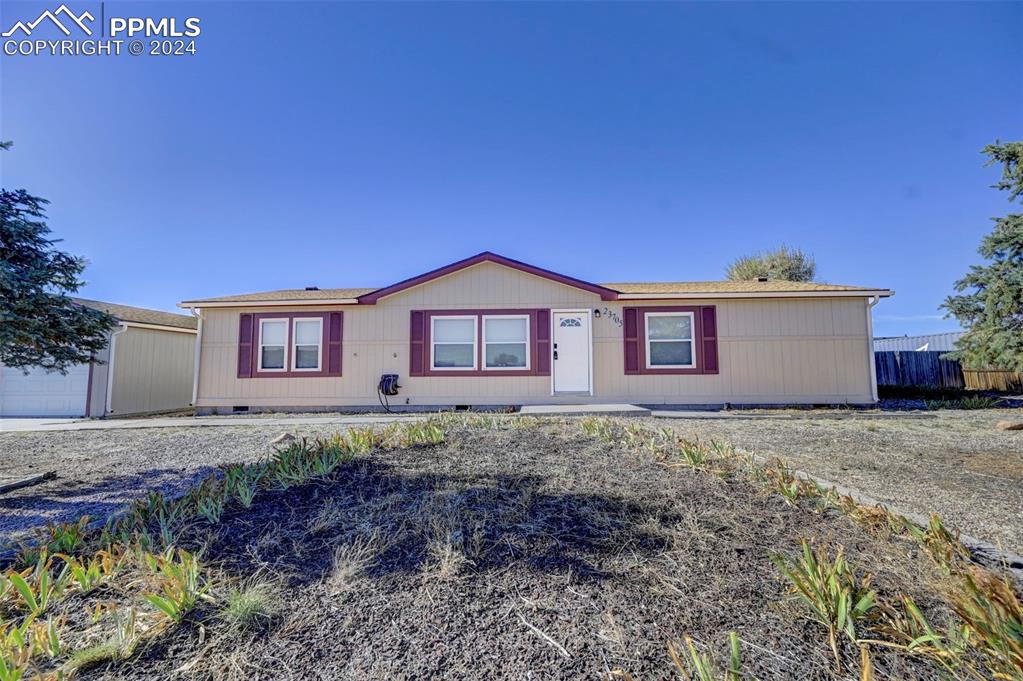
[875,351,1023,391]
[963,369,1023,392]
[874,351,964,389]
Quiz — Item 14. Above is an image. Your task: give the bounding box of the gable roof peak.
[356,251,619,304]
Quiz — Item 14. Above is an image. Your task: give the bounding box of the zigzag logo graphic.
[2,4,95,37]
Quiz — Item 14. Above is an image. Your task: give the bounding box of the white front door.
[552,311,591,394]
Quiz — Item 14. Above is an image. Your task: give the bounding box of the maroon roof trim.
[357,252,618,304]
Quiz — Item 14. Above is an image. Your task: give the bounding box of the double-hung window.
[483,315,529,369]
[431,316,477,370]
[258,319,288,371]
[292,318,323,371]
[645,311,695,369]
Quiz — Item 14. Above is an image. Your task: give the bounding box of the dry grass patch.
[2,415,1020,681]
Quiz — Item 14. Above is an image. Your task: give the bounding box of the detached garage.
[0,299,198,418]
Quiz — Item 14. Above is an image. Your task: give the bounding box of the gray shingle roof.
[74,298,197,330]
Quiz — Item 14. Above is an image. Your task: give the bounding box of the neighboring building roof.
[179,252,892,307]
[74,298,198,330]
[874,331,964,353]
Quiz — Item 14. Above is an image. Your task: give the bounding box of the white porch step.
[519,404,651,417]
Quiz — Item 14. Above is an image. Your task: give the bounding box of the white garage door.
[0,364,90,417]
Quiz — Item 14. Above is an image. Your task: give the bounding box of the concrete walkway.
[0,414,422,433]
[1,405,940,433]
[650,409,935,420]
[520,403,651,417]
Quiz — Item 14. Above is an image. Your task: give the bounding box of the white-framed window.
[431,315,477,370]
[292,318,323,371]
[258,319,288,371]
[645,311,695,369]
[483,315,529,370]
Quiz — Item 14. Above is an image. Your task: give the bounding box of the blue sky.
[1,1,1020,337]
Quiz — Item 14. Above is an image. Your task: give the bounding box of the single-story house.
[0,299,198,418]
[179,252,892,413]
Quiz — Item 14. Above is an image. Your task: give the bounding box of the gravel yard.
[2,416,1020,679]
[23,422,971,679]
[653,409,1023,554]
[2,409,1021,557]
[0,425,343,550]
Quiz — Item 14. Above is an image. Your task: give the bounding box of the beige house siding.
[195,262,874,409]
[108,326,196,415]
[86,339,113,417]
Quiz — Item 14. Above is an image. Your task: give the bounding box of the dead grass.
[328,532,385,593]
[3,416,1020,680]
[649,410,1023,553]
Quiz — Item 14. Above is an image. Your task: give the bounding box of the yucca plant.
[864,594,974,678]
[771,540,877,668]
[580,416,619,441]
[765,462,816,506]
[316,434,347,462]
[109,605,140,658]
[822,492,905,537]
[267,439,319,488]
[0,618,42,681]
[195,492,225,524]
[951,567,1023,680]
[344,427,381,454]
[142,548,212,623]
[675,439,709,468]
[1,614,61,662]
[233,472,259,509]
[399,421,445,447]
[903,515,969,572]
[56,548,123,594]
[44,517,90,556]
[136,491,171,523]
[221,465,247,492]
[0,657,26,681]
[6,555,68,616]
[667,632,742,681]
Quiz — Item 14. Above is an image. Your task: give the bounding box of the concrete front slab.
[520,404,651,417]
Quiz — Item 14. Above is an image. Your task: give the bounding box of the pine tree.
[1,142,117,372]
[942,141,1023,371]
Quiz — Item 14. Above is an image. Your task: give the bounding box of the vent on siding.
[305,286,319,291]
[756,276,768,283]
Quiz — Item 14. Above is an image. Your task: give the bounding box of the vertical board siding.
[110,328,196,415]
[196,262,874,407]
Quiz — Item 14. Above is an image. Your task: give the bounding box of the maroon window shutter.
[409,311,426,376]
[326,312,343,376]
[700,306,719,374]
[237,314,254,378]
[623,307,640,374]
[534,309,551,376]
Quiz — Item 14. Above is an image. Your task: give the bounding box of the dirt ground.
[2,409,1020,559]
[650,409,1023,555]
[0,425,346,551]
[67,423,960,680]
